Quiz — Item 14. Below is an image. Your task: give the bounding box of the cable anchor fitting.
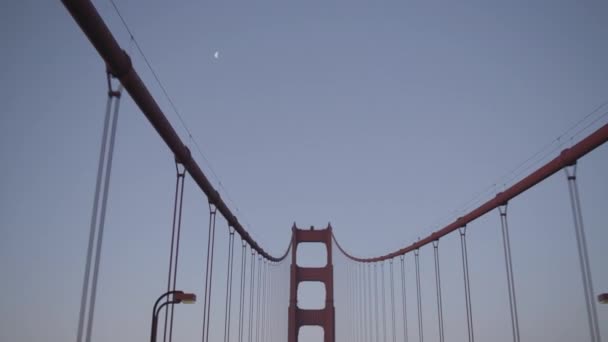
[105,68,122,98]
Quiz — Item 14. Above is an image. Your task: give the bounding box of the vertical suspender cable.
[354,262,365,342]
[260,260,267,342]
[432,240,445,342]
[347,262,352,342]
[223,229,236,342]
[414,249,423,342]
[259,261,264,342]
[85,80,123,342]
[201,205,218,342]
[266,263,270,342]
[76,81,113,342]
[362,263,368,342]
[268,263,273,342]
[255,256,262,342]
[268,264,273,342]
[351,263,356,342]
[368,263,374,342]
[238,242,247,342]
[390,260,396,342]
[498,204,520,342]
[355,263,361,342]
[565,165,601,342]
[400,256,409,342]
[165,163,186,342]
[459,226,474,342]
[374,263,380,342]
[248,252,256,342]
[78,75,122,342]
[268,263,272,342]
[381,262,387,342]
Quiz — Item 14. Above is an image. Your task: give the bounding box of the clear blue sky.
[1,1,607,341]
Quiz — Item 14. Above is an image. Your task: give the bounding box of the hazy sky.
[1,1,607,342]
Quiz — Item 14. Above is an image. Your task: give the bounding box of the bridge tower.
[288,224,335,342]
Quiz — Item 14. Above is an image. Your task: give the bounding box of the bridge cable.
[260,260,267,342]
[77,72,122,342]
[389,260,397,342]
[459,226,475,342]
[223,228,236,342]
[364,263,370,342]
[356,263,362,342]
[248,251,256,342]
[269,264,273,342]
[164,162,186,342]
[368,263,374,342]
[263,260,267,342]
[255,256,262,342]
[268,263,274,342]
[400,255,409,342]
[106,0,259,235]
[265,263,270,342]
[237,241,247,342]
[565,165,601,342]
[258,260,264,342]
[498,204,521,342]
[414,249,423,342]
[347,262,353,342]
[361,264,366,342]
[381,262,387,342]
[432,240,445,342]
[201,204,218,342]
[352,263,357,342]
[374,263,380,342]
[359,263,364,342]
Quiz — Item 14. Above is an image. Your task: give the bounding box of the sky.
[1,1,608,341]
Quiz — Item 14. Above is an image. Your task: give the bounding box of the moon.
[214,51,219,59]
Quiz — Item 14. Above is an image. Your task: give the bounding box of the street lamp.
[599,293,608,304]
[150,290,197,342]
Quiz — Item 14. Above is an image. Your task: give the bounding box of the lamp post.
[599,293,608,304]
[150,290,197,342]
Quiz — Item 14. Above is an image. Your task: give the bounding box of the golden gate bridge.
[60,1,606,342]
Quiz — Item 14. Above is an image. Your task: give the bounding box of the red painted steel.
[61,0,288,262]
[289,224,335,342]
[334,123,608,262]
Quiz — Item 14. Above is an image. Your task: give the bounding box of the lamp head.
[599,293,608,304]
[174,292,197,304]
